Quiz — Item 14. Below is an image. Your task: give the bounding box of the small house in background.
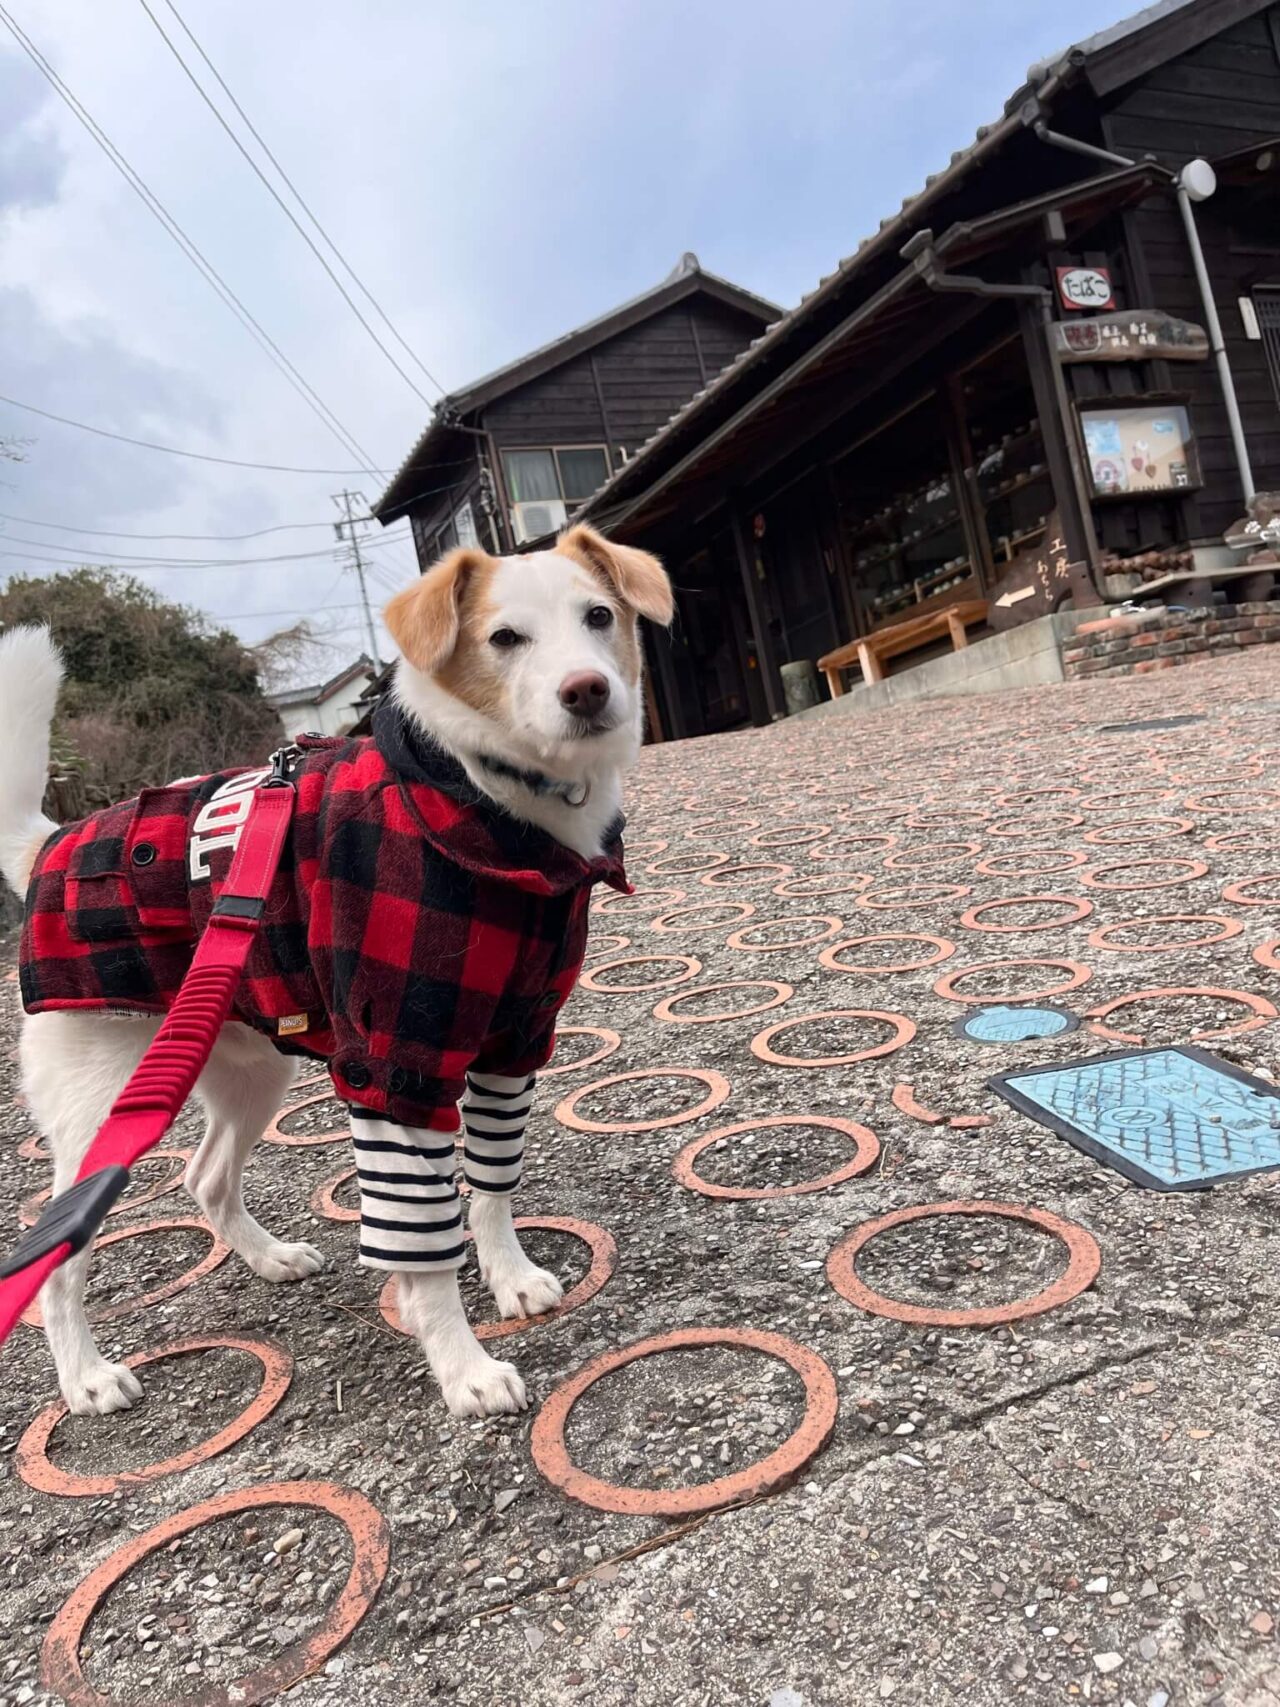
[372,255,780,564]
[269,655,377,739]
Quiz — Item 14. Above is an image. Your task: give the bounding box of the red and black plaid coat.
[20,701,629,1131]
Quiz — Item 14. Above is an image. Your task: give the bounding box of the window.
[501,446,610,509]
[453,500,479,548]
[558,447,610,501]
[1257,289,1280,411]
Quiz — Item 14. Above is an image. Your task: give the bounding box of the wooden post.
[822,463,863,640]
[942,373,996,594]
[1016,296,1101,587]
[645,626,685,742]
[729,506,785,721]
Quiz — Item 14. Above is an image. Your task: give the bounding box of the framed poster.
[1079,403,1201,498]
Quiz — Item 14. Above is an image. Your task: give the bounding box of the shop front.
[581,0,1280,740]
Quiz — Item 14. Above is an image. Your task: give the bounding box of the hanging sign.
[1056,265,1115,311]
[1050,310,1208,363]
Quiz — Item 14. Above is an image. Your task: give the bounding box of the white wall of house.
[273,668,375,739]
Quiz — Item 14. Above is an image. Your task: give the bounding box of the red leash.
[0,772,296,1348]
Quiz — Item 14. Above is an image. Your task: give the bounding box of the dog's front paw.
[63,1359,144,1416]
[440,1354,529,1418]
[484,1255,565,1321]
[247,1239,326,1284]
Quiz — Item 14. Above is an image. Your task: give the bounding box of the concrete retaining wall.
[793,613,1077,722]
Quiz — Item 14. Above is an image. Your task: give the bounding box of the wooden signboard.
[987,513,1096,633]
[1050,310,1209,363]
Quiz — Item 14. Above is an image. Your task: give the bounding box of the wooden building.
[372,255,779,563]
[578,0,1280,740]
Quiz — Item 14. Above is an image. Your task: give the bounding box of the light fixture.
[1179,158,1217,202]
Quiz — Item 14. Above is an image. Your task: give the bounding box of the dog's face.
[385,524,673,767]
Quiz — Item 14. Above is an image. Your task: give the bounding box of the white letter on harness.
[188,768,271,881]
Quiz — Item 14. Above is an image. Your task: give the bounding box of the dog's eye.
[585,605,614,630]
[489,628,524,649]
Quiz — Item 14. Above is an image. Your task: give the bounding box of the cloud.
[0,50,66,211]
[0,0,1129,660]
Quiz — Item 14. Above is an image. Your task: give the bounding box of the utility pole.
[332,490,382,668]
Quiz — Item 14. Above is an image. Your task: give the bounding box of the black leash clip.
[0,1168,130,1279]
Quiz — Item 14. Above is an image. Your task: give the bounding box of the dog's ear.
[384,548,490,673]
[557,524,674,627]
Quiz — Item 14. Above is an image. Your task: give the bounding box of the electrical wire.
[138,0,442,407]
[157,0,445,400]
[0,536,407,572]
[0,474,465,542]
[0,7,381,477]
[0,394,389,476]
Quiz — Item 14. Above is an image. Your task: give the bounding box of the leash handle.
[0,779,296,1352]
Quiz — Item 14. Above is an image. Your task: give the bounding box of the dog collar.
[477,753,591,809]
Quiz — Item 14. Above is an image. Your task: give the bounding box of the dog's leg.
[397,1269,528,1418]
[352,1108,527,1416]
[21,1011,156,1415]
[187,1026,324,1283]
[464,1071,563,1319]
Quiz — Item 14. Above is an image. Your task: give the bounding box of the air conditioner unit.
[511,498,567,544]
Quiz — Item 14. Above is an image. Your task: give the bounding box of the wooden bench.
[818,599,989,698]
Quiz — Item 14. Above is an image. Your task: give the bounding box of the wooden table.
[818,599,989,699]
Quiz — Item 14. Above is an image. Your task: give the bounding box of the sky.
[0,0,1132,681]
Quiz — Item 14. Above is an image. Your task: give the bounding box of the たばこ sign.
[1056,266,1115,312]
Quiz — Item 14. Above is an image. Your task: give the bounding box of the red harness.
[0,772,295,1349]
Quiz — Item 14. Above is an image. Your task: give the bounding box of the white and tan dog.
[0,524,672,1418]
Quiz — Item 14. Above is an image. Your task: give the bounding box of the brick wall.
[1061,602,1280,679]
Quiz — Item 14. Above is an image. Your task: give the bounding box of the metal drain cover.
[954,1005,1080,1044]
[1098,715,1205,733]
[990,1046,1280,1190]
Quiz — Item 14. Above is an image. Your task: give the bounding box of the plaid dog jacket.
[20,700,629,1147]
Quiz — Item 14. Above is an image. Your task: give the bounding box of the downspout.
[1033,121,1255,505]
[1176,163,1254,502]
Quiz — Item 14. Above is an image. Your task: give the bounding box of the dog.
[0,524,672,1419]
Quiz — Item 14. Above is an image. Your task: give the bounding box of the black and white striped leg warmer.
[462,1071,534,1195]
[352,1109,466,1272]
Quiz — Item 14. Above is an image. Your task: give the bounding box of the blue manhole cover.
[955,1005,1080,1045]
[989,1046,1280,1190]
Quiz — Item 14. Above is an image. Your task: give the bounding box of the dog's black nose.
[559,671,611,719]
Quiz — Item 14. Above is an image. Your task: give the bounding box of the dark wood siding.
[482,351,608,449]
[1101,6,1280,537]
[481,297,766,460]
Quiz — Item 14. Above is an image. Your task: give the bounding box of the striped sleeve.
[461,1070,533,1195]
[352,1108,466,1271]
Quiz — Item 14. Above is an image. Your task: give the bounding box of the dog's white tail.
[0,625,63,897]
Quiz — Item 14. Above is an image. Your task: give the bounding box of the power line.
[0,535,409,572]
[0,478,465,542]
[0,393,386,476]
[157,0,445,401]
[222,599,371,620]
[0,8,381,477]
[0,524,410,565]
[138,0,442,407]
